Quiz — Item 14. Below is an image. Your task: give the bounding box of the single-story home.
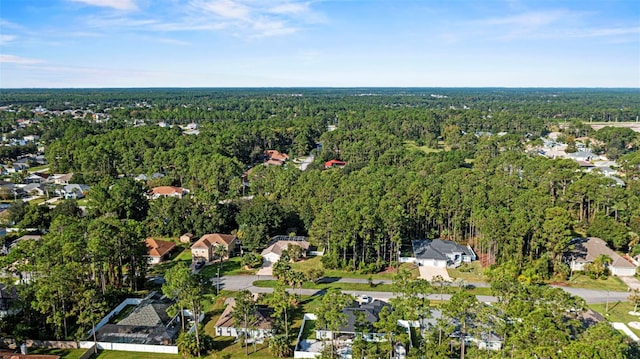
[264,150,289,166]
[567,237,637,277]
[179,233,195,243]
[191,233,238,262]
[316,299,391,341]
[145,238,177,264]
[214,297,275,343]
[56,184,90,199]
[324,159,347,169]
[48,173,73,185]
[418,308,502,351]
[261,236,310,264]
[94,291,180,346]
[149,186,188,199]
[407,239,476,268]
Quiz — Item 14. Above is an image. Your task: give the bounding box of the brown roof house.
[145,238,177,265]
[179,233,195,244]
[568,237,637,277]
[149,186,188,199]
[214,297,275,343]
[191,233,237,262]
[264,150,289,166]
[261,236,310,264]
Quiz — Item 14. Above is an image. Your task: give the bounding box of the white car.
[356,295,373,305]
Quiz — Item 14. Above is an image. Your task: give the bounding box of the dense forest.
[0,88,639,356]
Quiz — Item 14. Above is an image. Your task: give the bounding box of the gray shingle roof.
[412,239,473,261]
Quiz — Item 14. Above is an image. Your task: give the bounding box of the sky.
[0,0,639,88]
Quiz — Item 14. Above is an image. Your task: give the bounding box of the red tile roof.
[192,233,237,249]
[325,159,347,168]
[145,238,177,258]
[151,186,184,196]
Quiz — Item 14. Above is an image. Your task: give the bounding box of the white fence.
[90,297,142,336]
[294,313,320,359]
[79,341,178,354]
[399,257,416,263]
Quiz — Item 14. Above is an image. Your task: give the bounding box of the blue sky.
[1,0,639,88]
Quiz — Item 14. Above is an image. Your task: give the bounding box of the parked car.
[194,260,205,270]
[356,295,373,305]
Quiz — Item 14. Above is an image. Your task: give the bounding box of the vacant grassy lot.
[290,256,419,280]
[557,273,629,292]
[447,262,487,282]
[590,301,640,337]
[29,348,88,359]
[91,350,181,359]
[404,140,443,154]
[200,257,257,278]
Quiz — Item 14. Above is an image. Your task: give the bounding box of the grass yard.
[556,273,629,292]
[91,350,181,359]
[254,279,395,292]
[201,291,325,358]
[589,301,640,337]
[252,279,493,296]
[404,140,443,154]
[29,348,88,359]
[290,256,419,280]
[447,262,487,283]
[200,256,257,277]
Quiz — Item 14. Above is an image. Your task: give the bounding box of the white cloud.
[156,37,191,46]
[269,2,309,15]
[196,0,251,20]
[477,10,569,28]
[69,0,138,11]
[0,34,16,45]
[0,55,45,64]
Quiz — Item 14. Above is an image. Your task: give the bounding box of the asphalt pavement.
[216,275,629,304]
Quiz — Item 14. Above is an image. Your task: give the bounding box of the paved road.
[216,275,628,304]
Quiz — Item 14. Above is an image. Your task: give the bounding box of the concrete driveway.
[418,266,451,281]
[256,262,273,276]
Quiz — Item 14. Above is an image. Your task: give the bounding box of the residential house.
[567,237,637,277]
[57,184,89,199]
[10,235,42,251]
[316,299,391,341]
[191,233,238,262]
[21,183,46,197]
[264,150,289,166]
[261,236,310,264]
[49,173,73,185]
[179,233,195,243]
[145,238,177,264]
[150,186,188,199]
[417,309,502,351]
[0,284,18,317]
[94,291,180,346]
[324,159,347,169]
[409,239,476,268]
[24,173,46,184]
[213,297,275,343]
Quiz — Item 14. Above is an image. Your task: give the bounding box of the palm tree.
[213,245,229,292]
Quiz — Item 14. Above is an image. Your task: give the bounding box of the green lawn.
[556,273,629,292]
[252,279,492,296]
[254,279,395,293]
[404,140,443,154]
[290,256,419,280]
[447,262,487,282]
[200,256,257,277]
[91,350,181,359]
[29,348,88,359]
[590,302,640,337]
